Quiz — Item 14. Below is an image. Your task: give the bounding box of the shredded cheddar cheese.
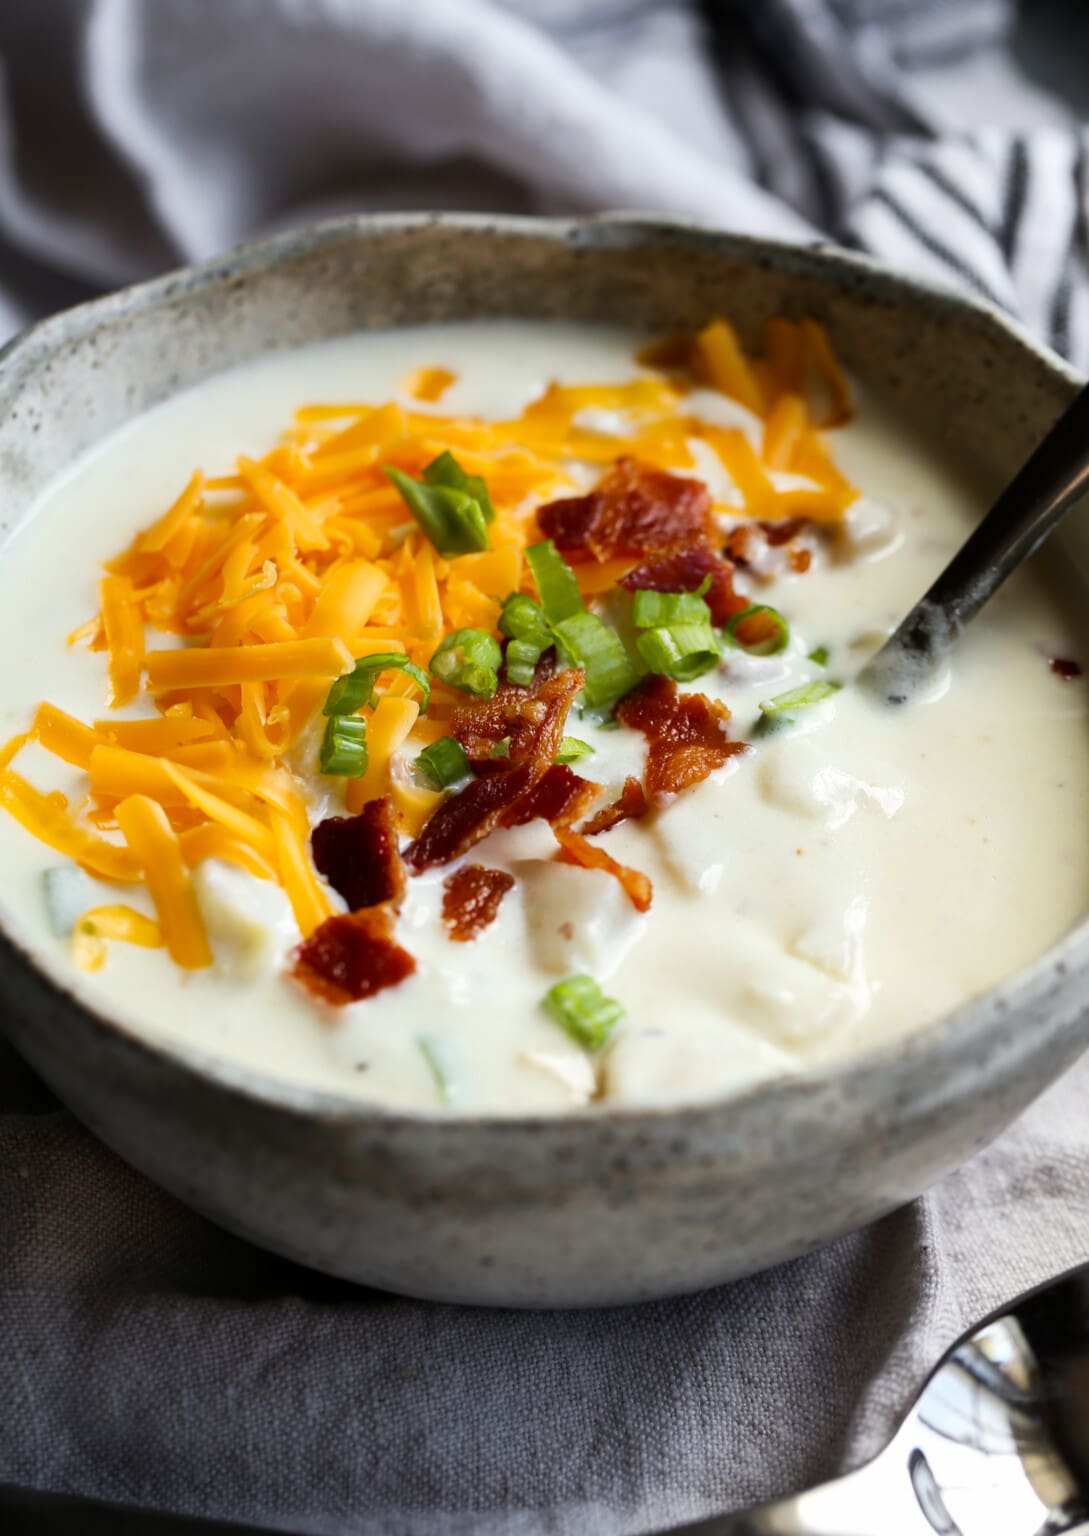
[0,317,859,975]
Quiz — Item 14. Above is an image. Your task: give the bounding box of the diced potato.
[603,1008,794,1106]
[192,859,296,979]
[517,860,640,977]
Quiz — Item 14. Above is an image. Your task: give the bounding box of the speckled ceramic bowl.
[0,214,1086,1307]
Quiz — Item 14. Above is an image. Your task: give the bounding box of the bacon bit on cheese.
[537,458,713,562]
[442,865,515,942]
[580,775,648,836]
[293,907,415,1005]
[554,827,653,913]
[2,315,860,991]
[617,543,746,628]
[617,676,746,801]
[311,798,406,912]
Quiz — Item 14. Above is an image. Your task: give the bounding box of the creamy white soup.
[1,319,1087,1114]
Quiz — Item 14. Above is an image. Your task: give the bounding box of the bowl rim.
[1,207,1085,1134]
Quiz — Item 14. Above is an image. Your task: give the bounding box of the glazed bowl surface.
[1,212,1086,1308]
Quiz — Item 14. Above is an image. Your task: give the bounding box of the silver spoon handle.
[861,380,1089,705]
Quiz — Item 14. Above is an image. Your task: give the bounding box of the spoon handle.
[861,380,1089,705]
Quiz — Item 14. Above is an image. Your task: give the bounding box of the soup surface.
[1,320,1087,1113]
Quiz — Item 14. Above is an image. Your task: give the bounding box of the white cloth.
[0,1,1085,361]
[2,3,1089,1533]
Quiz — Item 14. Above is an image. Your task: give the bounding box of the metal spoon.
[860,381,1089,705]
[661,1257,1089,1535]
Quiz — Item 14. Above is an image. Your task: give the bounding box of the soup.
[1,319,1086,1113]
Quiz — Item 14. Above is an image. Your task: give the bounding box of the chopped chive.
[726,604,790,656]
[42,865,94,939]
[499,591,553,687]
[635,622,722,682]
[490,736,511,759]
[422,450,495,524]
[416,735,472,790]
[759,680,841,718]
[526,540,584,624]
[551,609,640,713]
[543,974,624,1052]
[631,583,712,629]
[417,1034,458,1104]
[383,465,490,555]
[555,736,594,765]
[808,645,830,667]
[429,628,503,697]
[323,652,430,717]
[320,714,368,776]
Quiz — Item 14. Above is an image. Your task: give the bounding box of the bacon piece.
[503,764,600,828]
[726,517,815,578]
[442,865,515,942]
[580,775,647,836]
[293,907,415,1005]
[405,764,535,872]
[538,458,713,562]
[451,668,584,765]
[311,796,406,912]
[617,541,746,627]
[409,671,591,870]
[554,827,652,913]
[617,675,746,801]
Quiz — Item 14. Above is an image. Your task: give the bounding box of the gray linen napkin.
[1,2,1088,1532]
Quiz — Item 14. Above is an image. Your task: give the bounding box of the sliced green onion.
[490,736,511,759]
[543,974,624,1052]
[631,585,712,629]
[429,628,502,697]
[555,737,594,765]
[42,865,93,939]
[422,450,496,524]
[636,622,722,682]
[759,680,841,718]
[808,645,830,667]
[551,610,640,713]
[499,591,553,687]
[416,735,472,790]
[323,652,431,717]
[726,604,790,656]
[383,465,490,555]
[320,714,368,776]
[417,1034,459,1105]
[526,540,584,624]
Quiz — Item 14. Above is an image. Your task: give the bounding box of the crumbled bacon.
[293,907,415,1005]
[442,865,515,942]
[504,764,600,828]
[407,670,593,871]
[580,775,647,836]
[725,518,815,579]
[617,541,747,627]
[537,458,713,562]
[311,796,405,912]
[405,764,536,872]
[617,675,746,801]
[451,669,584,765]
[1049,656,1083,680]
[554,827,653,913]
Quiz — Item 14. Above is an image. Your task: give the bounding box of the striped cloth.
[0,0,1085,365]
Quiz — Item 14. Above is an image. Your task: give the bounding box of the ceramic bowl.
[0,214,1085,1307]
